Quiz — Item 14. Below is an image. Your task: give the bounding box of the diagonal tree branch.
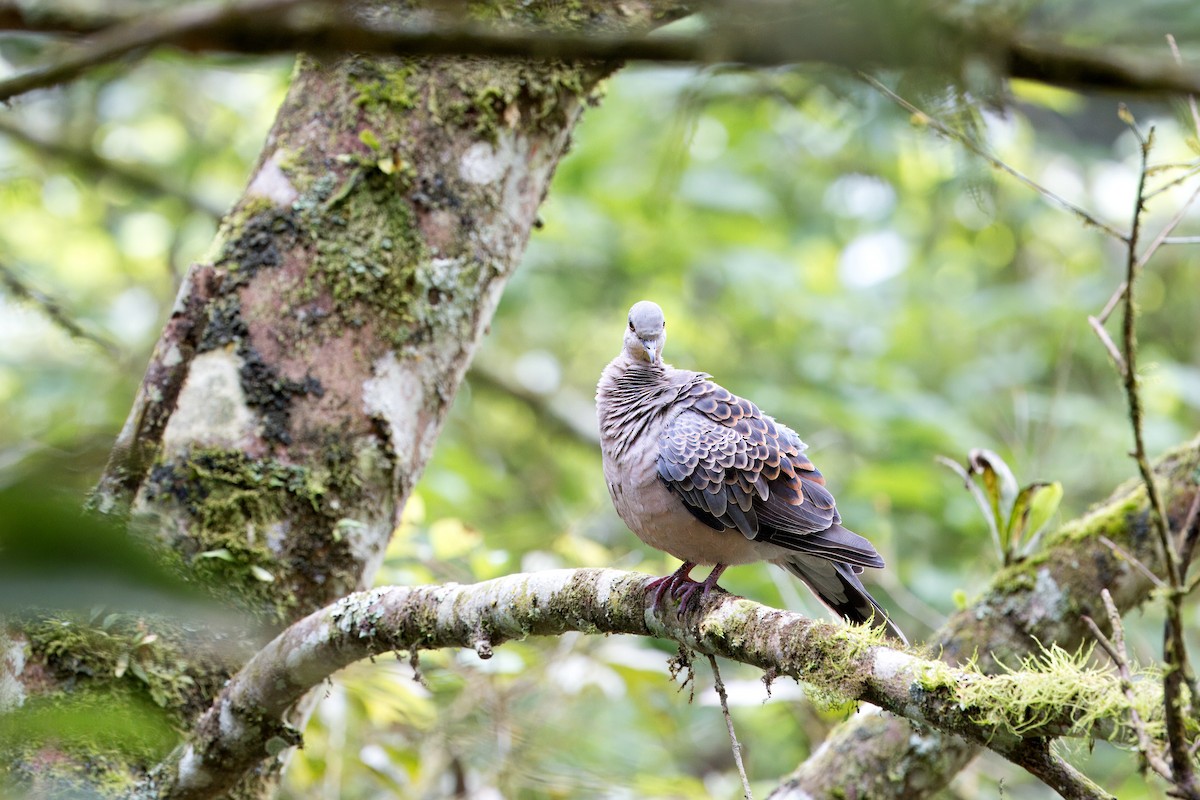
[0,261,121,357]
[861,73,1128,242]
[0,1,140,35]
[0,0,314,102]
[0,116,224,218]
[1083,589,1173,781]
[468,361,599,445]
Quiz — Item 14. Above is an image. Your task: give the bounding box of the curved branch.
[161,566,1162,799]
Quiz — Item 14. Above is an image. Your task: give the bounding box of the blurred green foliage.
[0,471,209,610]
[3,9,1200,798]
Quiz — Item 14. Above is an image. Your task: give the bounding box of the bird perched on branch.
[596,300,905,643]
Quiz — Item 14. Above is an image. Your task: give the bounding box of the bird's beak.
[642,341,658,364]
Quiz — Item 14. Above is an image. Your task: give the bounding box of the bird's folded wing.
[655,387,883,571]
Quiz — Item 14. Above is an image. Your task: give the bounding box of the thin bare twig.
[1082,590,1173,780]
[1177,490,1200,713]
[0,261,120,358]
[1145,162,1200,200]
[1086,315,1126,376]
[1096,279,1129,327]
[1180,491,1200,575]
[1147,159,1200,174]
[861,73,1128,242]
[1115,116,1200,799]
[1135,182,1200,269]
[1118,121,1176,586]
[708,654,753,800]
[1099,535,1165,590]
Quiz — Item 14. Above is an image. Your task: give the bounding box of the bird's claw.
[645,563,727,619]
[646,566,698,614]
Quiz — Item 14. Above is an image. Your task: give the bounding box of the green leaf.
[968,448,1018,551]
[1008,481,1064,560]
[0,478,207,613]
[936,454,1000,555]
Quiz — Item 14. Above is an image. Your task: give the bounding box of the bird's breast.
[604,447,772,567]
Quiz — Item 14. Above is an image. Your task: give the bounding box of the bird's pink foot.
[671,564,728,619]
[645,562,698,613]
[646,564,729,618]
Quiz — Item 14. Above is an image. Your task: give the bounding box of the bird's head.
[624,300,667,365]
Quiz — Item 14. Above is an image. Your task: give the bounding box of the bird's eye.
[628,320,634,331]
[662,320,666,329]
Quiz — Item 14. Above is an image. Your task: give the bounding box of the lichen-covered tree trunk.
[92,50,595,619]
[4,4,669,796]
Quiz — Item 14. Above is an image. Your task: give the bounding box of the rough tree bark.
[3,3,672,797]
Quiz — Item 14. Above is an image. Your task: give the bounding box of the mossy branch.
[159,563,1184,800]
[772,435,1200,800]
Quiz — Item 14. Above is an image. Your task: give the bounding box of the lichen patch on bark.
[160,350,256,456]
[246,151,299,208]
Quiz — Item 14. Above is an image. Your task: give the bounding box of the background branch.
[0,116,223,218]
[468,362,599,445]
[2,0,1200,103]
[1082,589,1173,781]
[862,73,1128,242]
[0,0,313,102]
[0,261,121,358]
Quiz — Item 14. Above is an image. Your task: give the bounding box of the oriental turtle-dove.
[596,300,904,642]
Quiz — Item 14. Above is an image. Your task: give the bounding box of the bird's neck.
[597,356,702,439]
[619,355,667,382]
[599,355,666,397]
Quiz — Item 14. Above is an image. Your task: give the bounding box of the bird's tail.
[777,554,907,645]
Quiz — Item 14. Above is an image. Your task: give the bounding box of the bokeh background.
[3,25,1200,799]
